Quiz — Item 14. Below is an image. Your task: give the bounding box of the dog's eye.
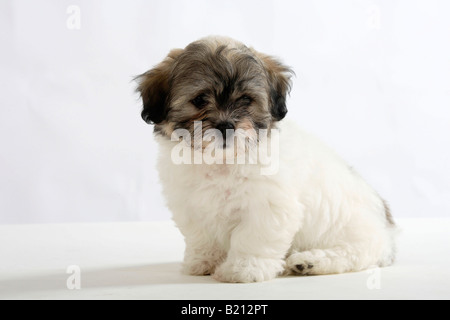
[191,94,208,109]
[238,95,253,106]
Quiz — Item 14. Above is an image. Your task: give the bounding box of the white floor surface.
[0,218,449,300]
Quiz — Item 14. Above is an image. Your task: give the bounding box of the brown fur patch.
[136,49,184,124]
[252,51,293,95]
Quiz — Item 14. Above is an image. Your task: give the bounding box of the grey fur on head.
[136,37,293,138]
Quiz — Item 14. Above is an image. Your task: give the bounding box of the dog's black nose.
[216,121,235,138]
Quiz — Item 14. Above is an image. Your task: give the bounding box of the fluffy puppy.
[136,36,397,283]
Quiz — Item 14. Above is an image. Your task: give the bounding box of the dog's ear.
[254,52,293,121]
[136,49,183,124]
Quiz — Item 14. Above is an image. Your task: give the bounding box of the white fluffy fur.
[156,120,396,283]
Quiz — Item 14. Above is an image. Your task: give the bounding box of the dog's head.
[136,37,293,146]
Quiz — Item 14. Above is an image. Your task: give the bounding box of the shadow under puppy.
[136,36,397,283]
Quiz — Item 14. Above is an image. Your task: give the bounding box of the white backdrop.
[0,0,449,224]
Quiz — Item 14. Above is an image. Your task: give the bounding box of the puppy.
[136,36,397,283]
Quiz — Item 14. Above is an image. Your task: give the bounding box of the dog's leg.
[286,216,396,275]
[182,233,226,276]
[286,243,385,275]
[212,195,301,283]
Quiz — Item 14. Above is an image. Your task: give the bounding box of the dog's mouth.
[165,119,279,173]
[161,119,264,156]
[201,128,258,150]
[215,121,235,147]
[214,132,237,150]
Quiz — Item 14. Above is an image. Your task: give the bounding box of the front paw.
[212,257,283,283]
[182,260,216,276]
